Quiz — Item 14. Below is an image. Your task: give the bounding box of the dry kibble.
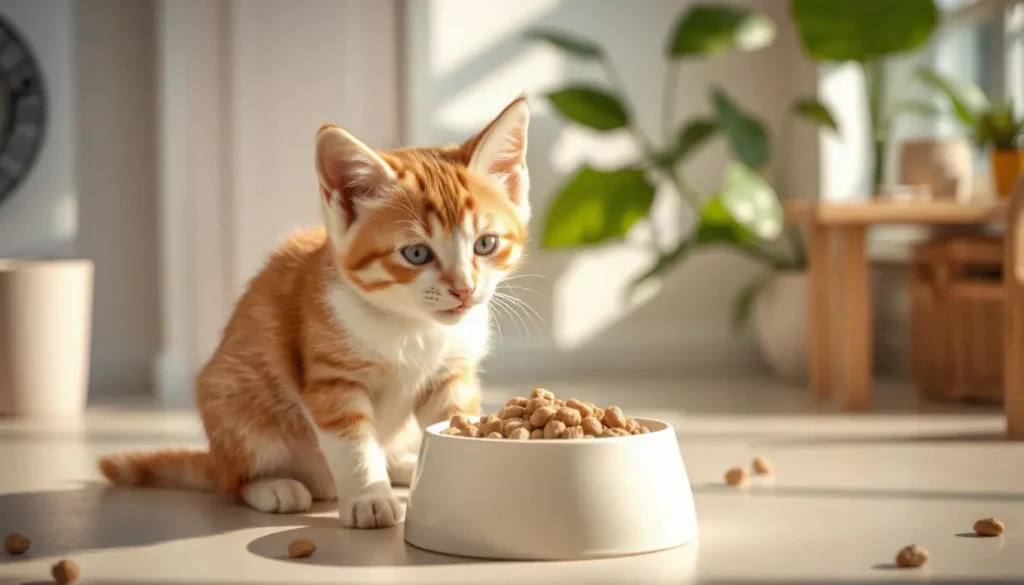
[525,397,548,415]
[895,544,929,568]
[498,405,526,420]
[461,425,482,438]
[502,418,527,436]
[530,388,555,401]
[530,428,544,439]
[752,457,773,475]
[530,405,558,427]
[724,467,749,486]
[973,518,1005,537]
[440,427,461,436]
[554,399,565,407]
[603,406,626,429]
[3,532,30,555]
[287,538,317,559]
[51,559,81,584]
[544,419,567,439]
[601,428,629,437]
[479,414,496,425]
[581,416,603,436]
[555,406,582,427]
[508,427,530,440]
[449,414,471,430]
[487,431,504,439]
[637,426,650,434]
[564,398,594,419]
[592,406,605,421]
[506,396,529,408]
[562,426,585,440]
[624,418,640,433]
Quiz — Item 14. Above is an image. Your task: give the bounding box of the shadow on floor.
[694,483,1024,502]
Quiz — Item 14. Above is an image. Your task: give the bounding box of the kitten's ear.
[315,125,395,220]
[461,96,530,221]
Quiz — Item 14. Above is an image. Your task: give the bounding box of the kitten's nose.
[448,286,475,301]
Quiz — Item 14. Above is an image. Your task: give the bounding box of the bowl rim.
[424,416,674,444]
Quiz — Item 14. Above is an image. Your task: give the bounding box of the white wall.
[0,0,161,396]
[405,0,818,379]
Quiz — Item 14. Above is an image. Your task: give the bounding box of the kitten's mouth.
[438,301,475,318]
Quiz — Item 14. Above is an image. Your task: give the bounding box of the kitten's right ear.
[315,125,395,218]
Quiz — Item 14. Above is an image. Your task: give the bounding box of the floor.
[1,377,1023,585]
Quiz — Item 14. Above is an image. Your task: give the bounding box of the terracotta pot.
[0,259,94,416]
[991,149,1024,197]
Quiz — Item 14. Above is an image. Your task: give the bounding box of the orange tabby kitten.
[98,97,530,529]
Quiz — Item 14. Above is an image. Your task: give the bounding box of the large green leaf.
[695,196,755,245]
[792,97,839,133]
[657,118,718,168]
[720,162,783,240]
[712,89,770,169]
[547,86,629,131]
[667,4,776,58]
[791,0,938,63]
[629,237,696,292]
[524,28,604,60]
[915,68,990,127]
[542,166,656,248]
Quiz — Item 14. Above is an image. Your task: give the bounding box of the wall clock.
[0,14,46,209]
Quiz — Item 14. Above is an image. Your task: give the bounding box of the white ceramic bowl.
[404,417,698,560]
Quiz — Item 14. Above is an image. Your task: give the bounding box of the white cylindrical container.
[0,259,94,416]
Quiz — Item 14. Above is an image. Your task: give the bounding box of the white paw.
[241,478,313,514]
[338,493,405,529]
[388,453,417,487]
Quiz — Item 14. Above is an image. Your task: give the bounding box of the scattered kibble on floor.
[895,544,929,568]
[973,517,1005,537]
[51,559,81,584]
[3,532,30,555]
[751,456,773,475]
[288,538,317,559]
[724,466,749,486]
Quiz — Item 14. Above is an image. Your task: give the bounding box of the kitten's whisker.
[490,296,525,337]
[492,292,534,339]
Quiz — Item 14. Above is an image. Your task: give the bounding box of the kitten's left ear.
[461,96,530,221]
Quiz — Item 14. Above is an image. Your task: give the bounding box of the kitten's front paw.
[338,492,405,529]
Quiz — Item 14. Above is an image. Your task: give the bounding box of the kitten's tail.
[98,449,213,490]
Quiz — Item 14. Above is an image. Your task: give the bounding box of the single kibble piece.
[530,428,544,440]
[544,419,567,439]
[973,518,1005,537]
[506,396,529,408]
[530,388,555,401]
[555,406,582,427]
[3,533,30,555]
[752,457,773,475]
[508,427,530,440]
[498,405,526,420]
[603,406,626,429]
[562,426,584,439]
[530,405,558,427]
[724,467,749,486]
[51,559,81,584]
[502,418,527,436]
[637,426,650,434]
[565,398,594,419]
[287,538,317,559]
[478,414,495,425]
[624,418,640,433]
[592,406,605,421]
[487,431,504,439]
[895,544,929,568]
[581,416,603,436]
[525,397,548,415]
[461,425,482,438]
[440,427,461,436]
[554,399,565,407]
[481,419,503,436]
[449,414,471,430]
[601,428,629,437]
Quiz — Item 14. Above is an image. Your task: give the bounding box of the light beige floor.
[1,377,1022,585]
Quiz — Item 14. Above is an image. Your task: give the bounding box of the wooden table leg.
[1006,185,1024,439]
[838,225,873,411]
[808,222,832,398]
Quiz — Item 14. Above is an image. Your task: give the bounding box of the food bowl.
[404,417,698,560]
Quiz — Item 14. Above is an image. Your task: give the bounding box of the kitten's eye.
[401,244,435,265]
[474,234,499,256]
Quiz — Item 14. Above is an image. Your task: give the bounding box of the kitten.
[98,97,530,529]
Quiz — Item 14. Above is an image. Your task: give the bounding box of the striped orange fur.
[98,97,531,528]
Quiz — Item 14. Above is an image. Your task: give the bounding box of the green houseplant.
[790,0,940,196]
[917,69,1024,196]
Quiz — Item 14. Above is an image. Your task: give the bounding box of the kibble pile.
[440,388,650,440]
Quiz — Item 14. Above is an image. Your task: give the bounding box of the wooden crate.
[909,235,1004,403]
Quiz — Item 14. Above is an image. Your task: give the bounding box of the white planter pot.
[753,271,808,382]
[0,259,94,416]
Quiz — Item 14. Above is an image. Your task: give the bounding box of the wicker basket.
[909,235,1004,403]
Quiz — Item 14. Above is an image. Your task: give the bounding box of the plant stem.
[600,57,659,157]
[864,60,887,197]
[662,62,679,144]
